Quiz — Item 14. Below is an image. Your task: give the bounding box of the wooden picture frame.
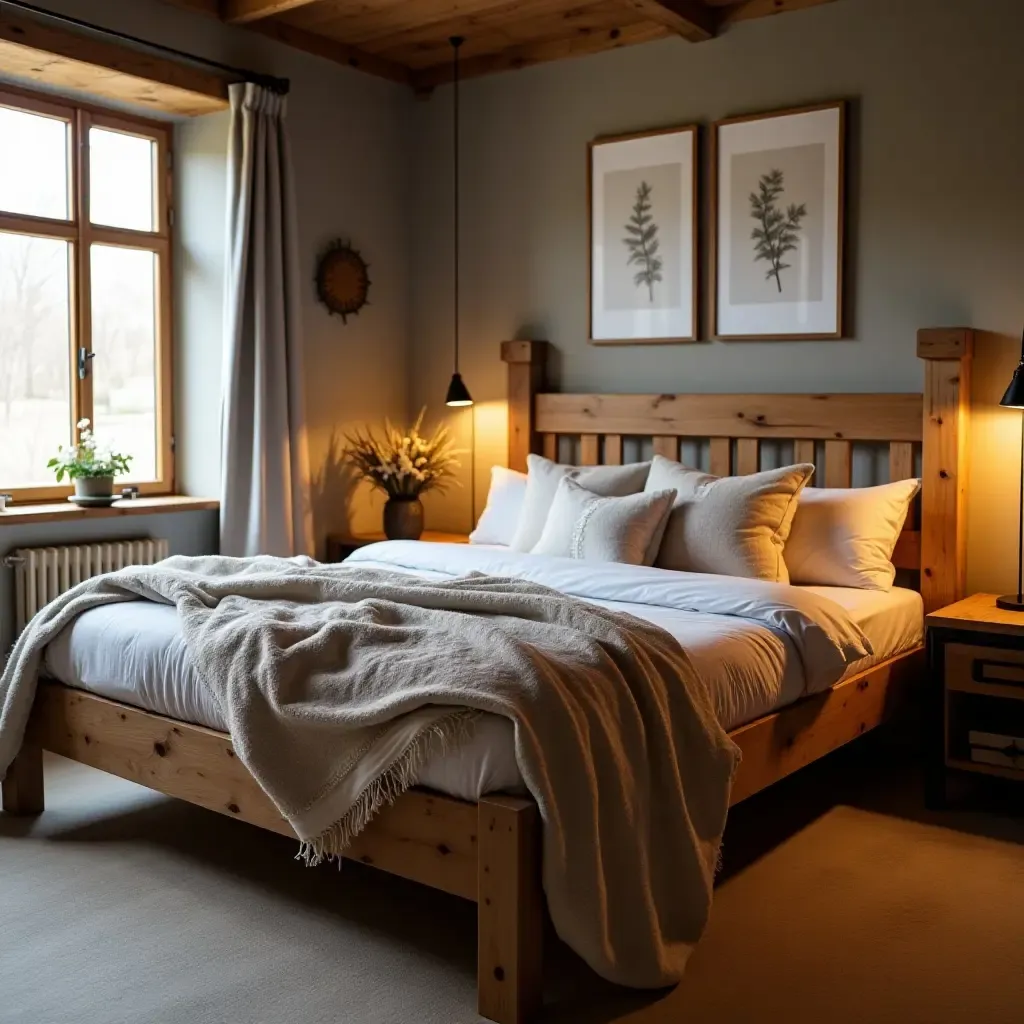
[711,101,846,340]
[588,124,698,345]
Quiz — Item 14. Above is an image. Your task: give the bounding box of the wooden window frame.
[0,82,174,502]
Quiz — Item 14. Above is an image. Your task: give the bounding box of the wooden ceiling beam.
[158,0,409,86]
[244,19,412,85]
[220,0,327,25]
[617,0,719,42]
[0,7,229,116]
[412,21,670,90]
[155,0,844,89]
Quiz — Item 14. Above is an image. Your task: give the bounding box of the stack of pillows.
[470,453,921,591]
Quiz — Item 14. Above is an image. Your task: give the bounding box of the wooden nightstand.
[325,531,469,563]
[926,594,1024,807]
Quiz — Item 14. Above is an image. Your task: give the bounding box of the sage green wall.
[410,0,1024,594]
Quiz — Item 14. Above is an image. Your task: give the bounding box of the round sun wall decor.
[316,240,370,322]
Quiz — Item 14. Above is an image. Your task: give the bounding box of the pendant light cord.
[451,36,463,375]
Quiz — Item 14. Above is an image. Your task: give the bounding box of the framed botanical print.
[712,101,846,340]
[589,125,698,345]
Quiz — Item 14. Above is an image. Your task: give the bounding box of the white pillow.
[510,454,651,552]
[532,477,676,565]
[469,466,527,546]
[785,479,922,590]
[645,456,815,583]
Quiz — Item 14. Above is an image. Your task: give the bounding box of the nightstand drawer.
[946,643,1024,701]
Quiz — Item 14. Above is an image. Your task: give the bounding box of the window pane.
[89,127,156,231]
[0,232,72,487]
[0,106,70,220]
[91,245,158,482]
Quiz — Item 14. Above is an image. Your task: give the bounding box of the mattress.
[42,569,922,803]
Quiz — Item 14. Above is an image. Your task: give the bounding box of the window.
[0,86,173,501]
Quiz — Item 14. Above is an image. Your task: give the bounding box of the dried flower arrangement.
[343,409,461,500]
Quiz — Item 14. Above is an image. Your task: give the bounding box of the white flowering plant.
[47,419,133,482]
[343,409,461,499]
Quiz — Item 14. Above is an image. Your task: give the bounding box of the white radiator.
[8,539,169,633]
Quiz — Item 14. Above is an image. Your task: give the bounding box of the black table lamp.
[997,336,1024,611]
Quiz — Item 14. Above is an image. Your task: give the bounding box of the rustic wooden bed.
[2,327,973,1024]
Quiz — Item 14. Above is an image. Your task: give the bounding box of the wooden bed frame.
[2,327,973,1024]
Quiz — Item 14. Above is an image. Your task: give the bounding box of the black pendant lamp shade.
[445,36,473,408]
[997,326,1024,611]
[445,371,473,407]
[1001,359,1024,409]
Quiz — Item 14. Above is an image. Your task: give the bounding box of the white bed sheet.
[42,563,921,802]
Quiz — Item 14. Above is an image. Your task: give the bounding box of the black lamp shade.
[1001,362,1024,409]
[445,372,473,407]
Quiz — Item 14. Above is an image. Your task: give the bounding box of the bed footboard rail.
[5,682,544,1024]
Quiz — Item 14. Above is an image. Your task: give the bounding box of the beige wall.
[24,0,415,555]
[410,0,1024,594]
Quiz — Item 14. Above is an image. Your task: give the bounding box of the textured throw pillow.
[531,477,676,565]
[645,455,815,583]
[469,466,527,546]
[785,478,922,590]
[510,454,651,552]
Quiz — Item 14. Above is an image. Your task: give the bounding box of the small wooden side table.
[926,594,1024,807]
[325,531,469,563]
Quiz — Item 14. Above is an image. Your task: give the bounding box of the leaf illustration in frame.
[623,180,663,302]
[749,168,807,293]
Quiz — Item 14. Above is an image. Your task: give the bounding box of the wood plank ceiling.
[169,0,840,90]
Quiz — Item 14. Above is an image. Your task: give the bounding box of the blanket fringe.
[297,709,478,867]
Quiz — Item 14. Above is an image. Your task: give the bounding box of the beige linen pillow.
[532,477,676,565]
[510,454,651,552]
[784,478,922,590]
[645,455,815,583]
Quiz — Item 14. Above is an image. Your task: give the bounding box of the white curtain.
[220,83,313,557]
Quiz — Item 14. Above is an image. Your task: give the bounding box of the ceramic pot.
[74,476,114,499]
[383,497,424,540]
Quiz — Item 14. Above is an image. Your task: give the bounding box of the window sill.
[0,496,219,526]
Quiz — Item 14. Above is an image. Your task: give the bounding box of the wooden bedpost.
[477,794,544,1024]
[918,327,973,614]
[2,742,44,815]
[501,341,548,473]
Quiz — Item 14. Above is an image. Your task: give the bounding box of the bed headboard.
[501,328,973,614]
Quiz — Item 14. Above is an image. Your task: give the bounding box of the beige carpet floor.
[2,735,1023,1024]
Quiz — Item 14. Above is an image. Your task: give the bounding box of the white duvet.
[44,542,922,802]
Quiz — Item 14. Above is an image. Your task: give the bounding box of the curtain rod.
[0,0,291,95]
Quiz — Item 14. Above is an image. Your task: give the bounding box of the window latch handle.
[77,348,96,380]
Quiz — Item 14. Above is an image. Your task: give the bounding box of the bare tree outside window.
[0,234,71,487]
[0,90,170,495]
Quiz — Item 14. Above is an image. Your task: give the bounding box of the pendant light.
[445,36,473,407]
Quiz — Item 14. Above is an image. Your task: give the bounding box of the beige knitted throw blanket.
[0,554,740,988]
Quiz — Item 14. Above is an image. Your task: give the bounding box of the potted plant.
[343,409,461,540]
[48,419,133,504]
